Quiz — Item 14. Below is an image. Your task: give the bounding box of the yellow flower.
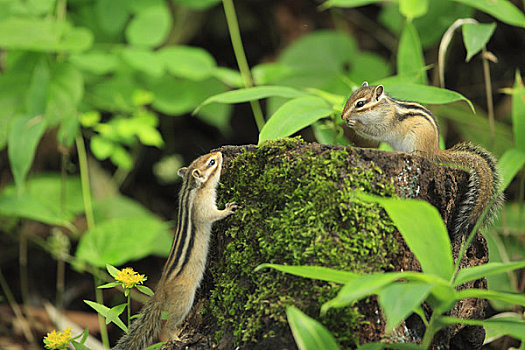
[115,267,147,289]
[43,327,72,350]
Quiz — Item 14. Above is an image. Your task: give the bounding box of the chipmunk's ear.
[177,167,187,178]
[374,85,384,101]
[361,81,369,88]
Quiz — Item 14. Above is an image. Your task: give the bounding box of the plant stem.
[95,277,110,349]
[127,293,131,328]
[76,135,95,229]
[482,47,495,146]
[421,313,436,348]
[0,269,36,345]
[222,0,265,131]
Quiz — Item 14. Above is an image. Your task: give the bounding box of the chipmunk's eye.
[208,159,216,166]
[355,100,365,108]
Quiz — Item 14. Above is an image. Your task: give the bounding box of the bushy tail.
[441,142,503,236]
[113,298,163,350]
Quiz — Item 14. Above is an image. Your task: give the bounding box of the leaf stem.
[222,0,265,131]
[75,135,95,229]
[421,313,436,348]
[482,47,495,146]
[95,277,110,349]
[127,293,131,328]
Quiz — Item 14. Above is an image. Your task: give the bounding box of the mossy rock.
[165,138,488,350]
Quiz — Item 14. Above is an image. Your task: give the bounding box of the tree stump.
[162,138,488,350]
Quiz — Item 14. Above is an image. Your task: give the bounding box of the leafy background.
[0,0,524,348]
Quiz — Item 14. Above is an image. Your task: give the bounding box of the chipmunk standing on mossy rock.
[114,152,237,350]
[342,81,503,236]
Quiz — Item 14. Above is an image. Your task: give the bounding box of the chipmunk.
[114,151,237,350]
[341,81,503,236]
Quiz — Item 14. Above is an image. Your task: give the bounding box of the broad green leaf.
[399,0,429,20]
[46,63,84,125]
[26,58,50,117]
[258,96,332,145]
[484,315,525,342]
[84,301,128,332]
[347,52,392,85]
[462,22,496,62]
[98,282,120,289]
[76,217,172,267]
[511,71,525,152]
[176,0,221,9]
[256,264,359,284]
[69,51,119,75]
[312,123,350,146]
[158,46,216,81]
[0,191,73,227]
[95,0,130,36]
[90,135,114,160]
[90,75,136,113]
[357,194,454,280]
[378,282,433,332]
[322,0,387,8]
[321,272,407,313]
[497,148,525,192]
[195,86,307,113]
[92,195,162,223]
[106,264,120,278]
[286,306,340,350]
[57,113,80,148]
[121,47,165,78]
[455,289,525,306]
[252,63,293,85]
[279,30,357,72]
[110,146,133,170]
[379,83,474,112]
[439,316,525,340]
[451,0,525,28]
[125,2,171,47]
[212,67,243,88]
[8,115,47,192]
[397,21,427,84]
[71,341,90,350]
[136,285,154,296]
[454,261,525,287]
[0,71,30,150]
[0,18,92,52]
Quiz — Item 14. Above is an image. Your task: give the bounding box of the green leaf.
[57,113,80,148]
[258,96,332,145]
[195,86,307,113]
[462,22,496,62]
[69,51,119,75]
[136,285,154,296]
[121,47,165,78]
[511,71,525,152]
[378,83,474,112]
[0,18,93,52]
[439,316,525,340]
[90,75,136,113]
[252,63,293,85]
[71,341,91,350]
[321,272,407,313]
[46,63,84,125]
[84,300,128,332]
[497,148,525,192]
[455,289,525,306]
[212,67,243,88]
[176,0,221,9]
[106,264,120,278]
[286,306,340,350]
[76,217,172,267]
[0,191,73,227]
[256,264,359,284]
[357,194,454,280]
[484,315,525,342]
[98,282,120,289]
[397,21,427,84]
[125,2,171,47]
[110,146,133,170]
[451,0,525,28]
[322,0,386,9]
[143,342,167,350]
[95,0,130,36]
[158,46,216,81]
[90,135,115,160]
[8,115,47,192]
[399,0,429,20]
[26,58,50,117]
[454,261,525,287]
[378,282,433,332]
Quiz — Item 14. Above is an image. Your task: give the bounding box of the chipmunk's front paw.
[225,202,238,214]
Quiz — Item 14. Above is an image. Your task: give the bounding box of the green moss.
[208,137,398,347]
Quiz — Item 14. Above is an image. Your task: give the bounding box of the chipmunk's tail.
[113,297,163,350]
[440,142,503,236]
